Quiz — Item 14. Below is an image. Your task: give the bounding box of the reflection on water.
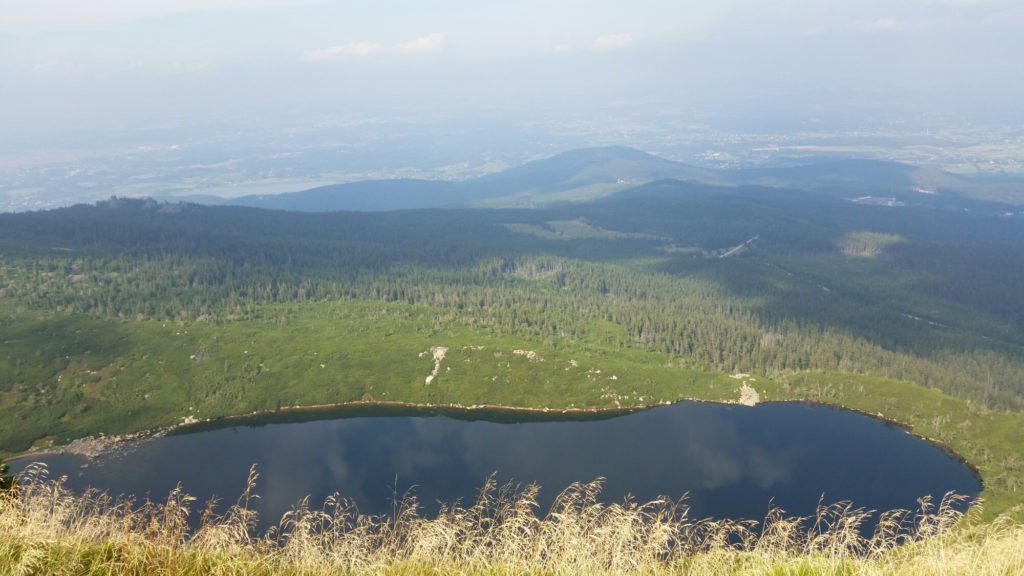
[14,402,980,529]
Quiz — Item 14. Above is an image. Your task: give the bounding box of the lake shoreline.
[9,395,982,486]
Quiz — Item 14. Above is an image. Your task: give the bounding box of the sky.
[1,0,1023,139]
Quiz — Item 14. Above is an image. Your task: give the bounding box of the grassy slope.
[1,470,1021,576]
[0,300,732,455]
[4,527,1022,576]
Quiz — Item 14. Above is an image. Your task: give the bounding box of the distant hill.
[719,158,1024,210]
[726,159,918,194]
[222,146,1023,213]
[228,179,462,212]
[227,146,718,212]
[720,158,987,198]
[467,146,721,207]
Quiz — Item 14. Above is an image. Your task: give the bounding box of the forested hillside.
[5,181,1024,404]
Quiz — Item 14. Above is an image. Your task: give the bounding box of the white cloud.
[863,17,904,32]
[591,33,633,52]
[304,41,386,61]
[306,33,447,61]
[30,60,71,73]
[394,33,448,55]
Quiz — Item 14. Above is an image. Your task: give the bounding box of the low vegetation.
[4,465,1020,576]
[0,459,13,493]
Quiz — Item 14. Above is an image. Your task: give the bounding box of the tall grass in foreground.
[1,464,1021,576]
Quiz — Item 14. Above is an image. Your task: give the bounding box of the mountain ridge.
[185,146,1020,213]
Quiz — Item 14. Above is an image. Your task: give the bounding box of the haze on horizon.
[1,0,1023,210]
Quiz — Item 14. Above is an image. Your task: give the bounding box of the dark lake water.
[13,402,980,529]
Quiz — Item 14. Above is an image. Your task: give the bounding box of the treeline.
[4,252,1024,411]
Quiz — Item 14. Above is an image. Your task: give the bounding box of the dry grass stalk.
[0,464,1017,576]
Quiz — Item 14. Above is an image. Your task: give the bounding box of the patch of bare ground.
[421,346,448,385]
